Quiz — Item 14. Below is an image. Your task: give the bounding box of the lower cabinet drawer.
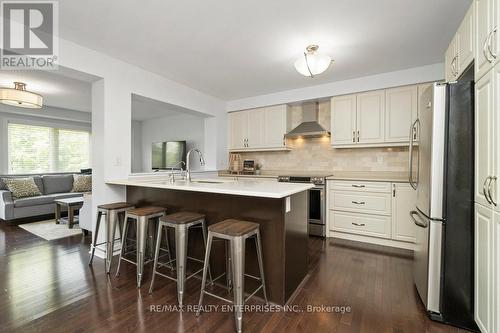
[329,191,392,216]
[330,210,391,239]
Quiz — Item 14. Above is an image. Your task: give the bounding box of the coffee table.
[55,197,84,229]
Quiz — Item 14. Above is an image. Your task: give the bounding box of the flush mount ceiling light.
[294,45,333,78]
[0,82,43,109]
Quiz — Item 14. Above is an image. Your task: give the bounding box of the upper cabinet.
[331,95,357,145]
[445,36,459,82]
[476,0,495,81]
[356,90,385,144]
[331,84,420,148]
[385,86,418,143]
[446,2,475,82]
[228,105,289,151]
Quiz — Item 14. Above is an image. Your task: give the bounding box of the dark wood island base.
[127,186,309,305]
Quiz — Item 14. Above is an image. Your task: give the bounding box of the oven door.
[308,186,325,237]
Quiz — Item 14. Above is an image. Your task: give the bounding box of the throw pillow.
[72,174,92,192]
[3,177,42,199]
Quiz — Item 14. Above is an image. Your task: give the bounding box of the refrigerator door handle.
[410,210,428,228]
[408,119,419,189]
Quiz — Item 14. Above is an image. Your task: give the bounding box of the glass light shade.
[0,82,43,109]
[294,47,332,77]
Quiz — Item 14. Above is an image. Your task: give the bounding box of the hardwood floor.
[0,223,469,333]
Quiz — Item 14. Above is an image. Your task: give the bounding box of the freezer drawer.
[411,209,443,314]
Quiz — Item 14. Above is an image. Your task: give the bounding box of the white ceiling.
[59,0,471,100]
[131,94,210,121]
[0,68,94,112]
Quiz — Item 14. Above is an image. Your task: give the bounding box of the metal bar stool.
[149,212,212,307]
[115,206,167,287]
[88,202,135,273]
[197,219,268,333]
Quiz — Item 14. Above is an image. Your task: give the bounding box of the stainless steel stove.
[278,173,332,237]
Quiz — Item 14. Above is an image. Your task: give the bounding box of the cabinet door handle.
[351,201,365,205]
[357,130,360,142]
[352,222,365,227]
[483,176,493,205]
[487,27,498,60]
[352,131,355,143]
[352,184,365,188]
[484,35,493,63]
[488,176,497,206]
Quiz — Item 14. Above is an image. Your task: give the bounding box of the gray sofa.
[0,174,85,222]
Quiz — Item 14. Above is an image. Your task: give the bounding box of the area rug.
[19,220,82,241]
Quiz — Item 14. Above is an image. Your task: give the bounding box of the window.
[7,122,90,174]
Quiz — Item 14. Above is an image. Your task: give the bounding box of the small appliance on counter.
[228,153,243,174]
[242,160,255,173]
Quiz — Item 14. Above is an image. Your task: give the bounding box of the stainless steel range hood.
[285,101,331,138]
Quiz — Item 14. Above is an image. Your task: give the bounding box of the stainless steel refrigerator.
[409,79,478,331]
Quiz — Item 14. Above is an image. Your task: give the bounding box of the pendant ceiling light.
[294,45,333,78]
[0,82,43,109]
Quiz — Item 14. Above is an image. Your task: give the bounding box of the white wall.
[0,104,91,174]
[140,113,206,172]
[130,113,206,173]
[130,120,143,173]
[226,63,444,111]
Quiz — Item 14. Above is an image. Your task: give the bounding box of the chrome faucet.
[186,148,205,181]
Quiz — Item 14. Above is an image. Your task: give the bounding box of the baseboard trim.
[328,231,414,251]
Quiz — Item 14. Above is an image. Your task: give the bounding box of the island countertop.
[106,177,313,198]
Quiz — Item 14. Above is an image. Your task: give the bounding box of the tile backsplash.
[237,100,410,172]
[240,138,409,172]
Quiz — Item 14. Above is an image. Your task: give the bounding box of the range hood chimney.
[285,101,331,138]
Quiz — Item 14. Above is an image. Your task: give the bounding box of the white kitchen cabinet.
[247,108,265,148]
[445,2,474,81]
[385,86,418,143]
[228,111,248,150]
[458,3,475,75]
[327,180,416,249]
[475,69,496,208]
[474,203,495,333]
[263,105,287,148]
[331,94,357,145]
[391,183,417,243]
[227,105,289,151]
[445,36,458,82]
[356,90,385,144]
[475,0,496,81]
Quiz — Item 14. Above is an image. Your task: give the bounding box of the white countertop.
[326,171,410,183]
[106,176,313,199]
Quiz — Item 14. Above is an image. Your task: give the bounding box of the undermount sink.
[191,179,225,184]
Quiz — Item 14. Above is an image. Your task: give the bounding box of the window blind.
[7,122,90,174]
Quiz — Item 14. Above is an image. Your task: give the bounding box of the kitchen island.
[107,176,313,305]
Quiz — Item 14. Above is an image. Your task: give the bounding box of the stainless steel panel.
[427,217,443,313]
[416,83,446,220]
[412,209,430,307]
[412,209,443,314]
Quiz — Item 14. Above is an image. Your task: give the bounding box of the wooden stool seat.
[208,219,259,237]
[160,212,205,224]
[128,206,166,216]
[98,202,134,210]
